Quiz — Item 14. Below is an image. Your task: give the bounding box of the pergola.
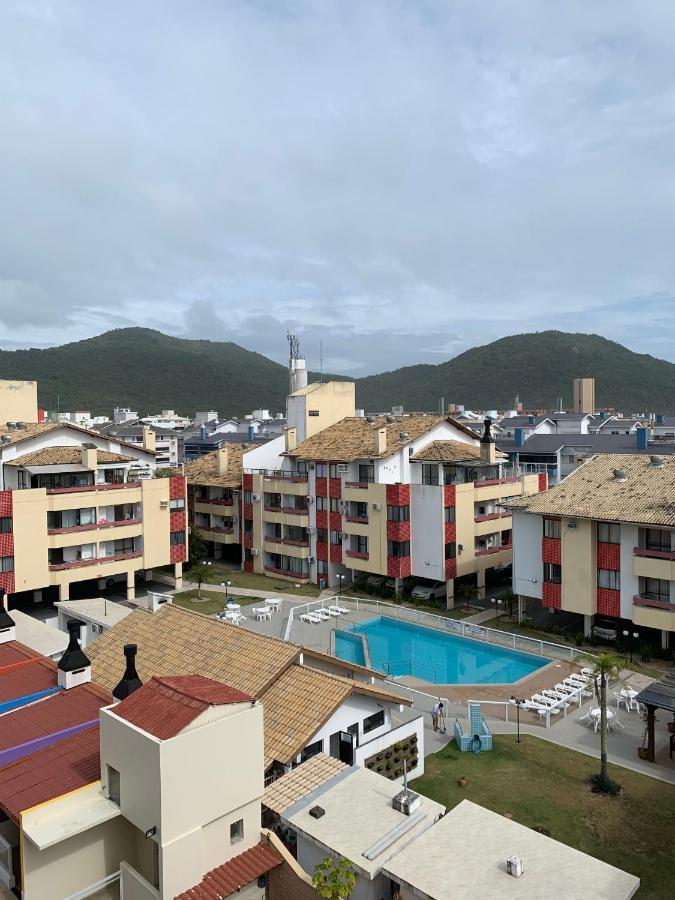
[635,677,675,763]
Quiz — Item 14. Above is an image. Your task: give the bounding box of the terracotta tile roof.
[262,753,347,814]
[286,415,476,462]
[258,664,410,767]
[111,674,253,740]
[7,447,137,467]
[409,440,504,463]
[87,605,300,697]
[185,446,244,489]
[0,682,110,752]
[509,453,675,526]
[0,644,57,705]
[0,421,152,456]
[175,841,282,900]
[0,725,101,823]
[0,640,44,669]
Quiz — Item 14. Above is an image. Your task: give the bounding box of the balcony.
[264,564,309,581]
[264,535,309,547]
[48,550,142,571]
[475,541,512,557]
[633,546,675,561]
[346,515,369,524]
[261,471,308,483]
[346,550,369,560]
[345,481,371,489]
[46,481,142,495]
[195,496,233,506]
[633,594,673,611]
[264,504,282,513]
[207,526,234,535]
[47,518,142,535]
[280,506,309,516]
[473,511,510,523]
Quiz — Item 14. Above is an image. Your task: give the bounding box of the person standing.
[432,701,444,732]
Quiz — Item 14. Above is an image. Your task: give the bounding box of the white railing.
[62,871,120,900]
[284,596,339,641]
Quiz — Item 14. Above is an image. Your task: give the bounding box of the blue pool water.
[336,616,547,684]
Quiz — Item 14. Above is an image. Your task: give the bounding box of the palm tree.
[587,653,623,782]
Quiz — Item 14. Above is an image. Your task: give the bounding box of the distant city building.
[572,377,595,414]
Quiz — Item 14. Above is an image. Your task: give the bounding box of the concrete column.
[662,629,670,651]
[57,583,69,602]
[517,594,525,625]
[446,578,455,610]
[126,572,136,602]
[394,577,402,594]
[174,562,183,590]
[476,570,486,601]
[583,614,592,638]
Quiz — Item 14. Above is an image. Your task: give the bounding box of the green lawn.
[195,563,321,597]
[172,589,261,615]
[413,736,675,899]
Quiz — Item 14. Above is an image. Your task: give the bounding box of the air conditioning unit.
[308,556,315,563]
[252,493,261,502]
[308,463,315,470]
[338,501,348,512]
[250,548,259,556]
[306,495,314,503]
[307,526,316,534]
[372,502,382,511]
[340,532,349,540]
[336,464,349,474]
[458,543,464,552]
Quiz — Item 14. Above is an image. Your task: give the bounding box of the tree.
[497,589,516,619]
[456,580,477,610]
[191,562,209,599]
[587,653,623,785]
[312,856,356,900]
[188,528,207,567]
[153,467,174,479]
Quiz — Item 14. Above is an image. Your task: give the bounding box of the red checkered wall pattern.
[316,542,328,561]
[445,559,457,580]
[387,520,410,542]
[444,485,456,507]
[387,556,411,578]
[597,542,620,570]
[542,582,561,608]
[538,473,548,492]
[169,475,186,500]
[316,510,328,529]
[0,533,13,557]
[170,510,186,533]
[596,588,620,617]
[315,479,328,497]
[0,491,11,518]
[444,522,456,543]
[330,544,342,564]
[329,512,342,532]
[243,533,253,549]
[169,543,187,564]
[243,503,253,519]
[542,538,561,565]
[329,478,342,499]
[168,477,187,562]
[243,474,253,491]
[244,560,254,573]
[386,484,410,506]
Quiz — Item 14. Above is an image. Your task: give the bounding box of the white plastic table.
[620,688,639,710]
[266,598,282,613]
[225,602,241,612]
[253,607,272,621]
[590,708,623,733]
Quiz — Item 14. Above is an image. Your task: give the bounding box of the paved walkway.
[180,579,318,606]
[462,608,501,625]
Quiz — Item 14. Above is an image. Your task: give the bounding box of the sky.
[1,1,674,375]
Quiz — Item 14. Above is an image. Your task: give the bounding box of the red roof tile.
[0,640,44,669]
[175,842,282,899]
[112,674,254,740]
[0,682,110,751]
[0,725,101,823]
[0,643,56,704]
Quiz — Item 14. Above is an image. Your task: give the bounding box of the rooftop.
[499,433,665,455]
[0,641,57,706]
[184,446,244,488]
[262,753,348,814]
[110,674,253,740]
[0,420,153,456]
[7,447,137,467]
[54,598,134,629]
[0,725,101,823]
[410,440,501,463]
[8,609,69,658]
[509,453,675,526]
[175,841,282,900]
[284,766,445,878]
[286,415,476,462]
[383,799,639,899]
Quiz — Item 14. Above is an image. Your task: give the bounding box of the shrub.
[639,642,652,663]
[574,632,584,647]
[586,772,622,797]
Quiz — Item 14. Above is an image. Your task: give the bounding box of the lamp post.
[337,573,345,597]
[492,595,503,628]
[622,629,639,664]
[221,581,232,601]
[509,696,526,743]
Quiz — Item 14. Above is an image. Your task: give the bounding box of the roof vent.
[1,435,11,444]
[392,760,420,815]
[650,455,664,467]
[58,620,91,689]
[6,422,16,430]
[366,416,375,425]
[81,442,97,449]
[16,422,27,429]
[309,806,325,819]
[386,415,395,424]
[506,856,524,878]
[399,432,410,443]
[113,643,143,701]
[613,468,627,482]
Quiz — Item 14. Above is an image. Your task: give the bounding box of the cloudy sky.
[1,1,674,375]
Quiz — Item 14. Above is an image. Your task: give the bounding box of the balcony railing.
[280,506,309,516]
[48,550,142,571]
[346,515,369,524]
[345,481,372,489]
[633,594,674,611]
[195,497,233,506]
[264,564,309,580]
[474,475,520,487]
[48,518,141,535]
[473,511,511,523]
[206,526,234,535]
[633,546,675,561]
[264,504,282,513]
[346,550,369,560]
[46,481,142,495]
[475,541,512,557]
[261,471,308,483]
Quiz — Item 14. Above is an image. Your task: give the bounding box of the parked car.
[366,575,387,591]
[380,578,397,597]
[410,581,447,602]
[592,618,618,641]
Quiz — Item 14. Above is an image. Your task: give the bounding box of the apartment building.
[510,453,675,648]
[97,418,182,467]
[243,417,545,603]
[0,420,187,604]
[186,445,243,560]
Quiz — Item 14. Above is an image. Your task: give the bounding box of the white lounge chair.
[300,612,322,624]
[543,688,574,703]
[328,604,349,615]
[312,608,333,621]
[532,693,565,710]
[322,607,341,618]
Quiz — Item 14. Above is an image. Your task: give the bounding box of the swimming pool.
[335,616,548,684]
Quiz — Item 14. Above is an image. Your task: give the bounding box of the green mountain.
[0,328,671,417]
[358,331,675,413]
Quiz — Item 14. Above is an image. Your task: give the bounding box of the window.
[0,557,14,573]
[315,463,327,478]
[598,569,620,591]
[363,710,385,734]
[422,464,439,486]
[243,490,253,504]
[330,498,340,513]
[543,519,561,539]
[645,529,672,553]
[642,577,670,603]
[543,562,561,583]
[330,531,341,544]
[114,538,136,554]
[445,542,456,560]
[230,819,244,844]
[170,531,185,545]
[300,739,323,762]
[354,502,368,519]
[316,528,328,543]
[308,409,320,417]
[243,519,253,534]
[0,518,11,533]
[317,560,328,575]
[387,505,410,521]
[107,765,121,805]
[169,498,185,510]
[356,535,369,555]
[316,496,327,511]
[444,506,455,523]
[329,463,339,478]
[358,464,374,483]
[296,461,308,474]
[387,540,410,558]
[597,522,620,544]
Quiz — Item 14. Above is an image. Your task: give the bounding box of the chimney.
[374,426,387,455]
[57,621,91,689]
[80,443,98,470]
[527,415,534,426]
[142,427,156,453]
[113,644,143,701]
[217,445,229,476]
[248,424,255,441]
[480,418,496,464]
[0,591,15,645]
[514,428,525,447]
[285,427,297,452]
[636,426,648,450]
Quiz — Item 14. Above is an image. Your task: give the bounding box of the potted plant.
[457,775,468,787]
[637,707,650,760]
